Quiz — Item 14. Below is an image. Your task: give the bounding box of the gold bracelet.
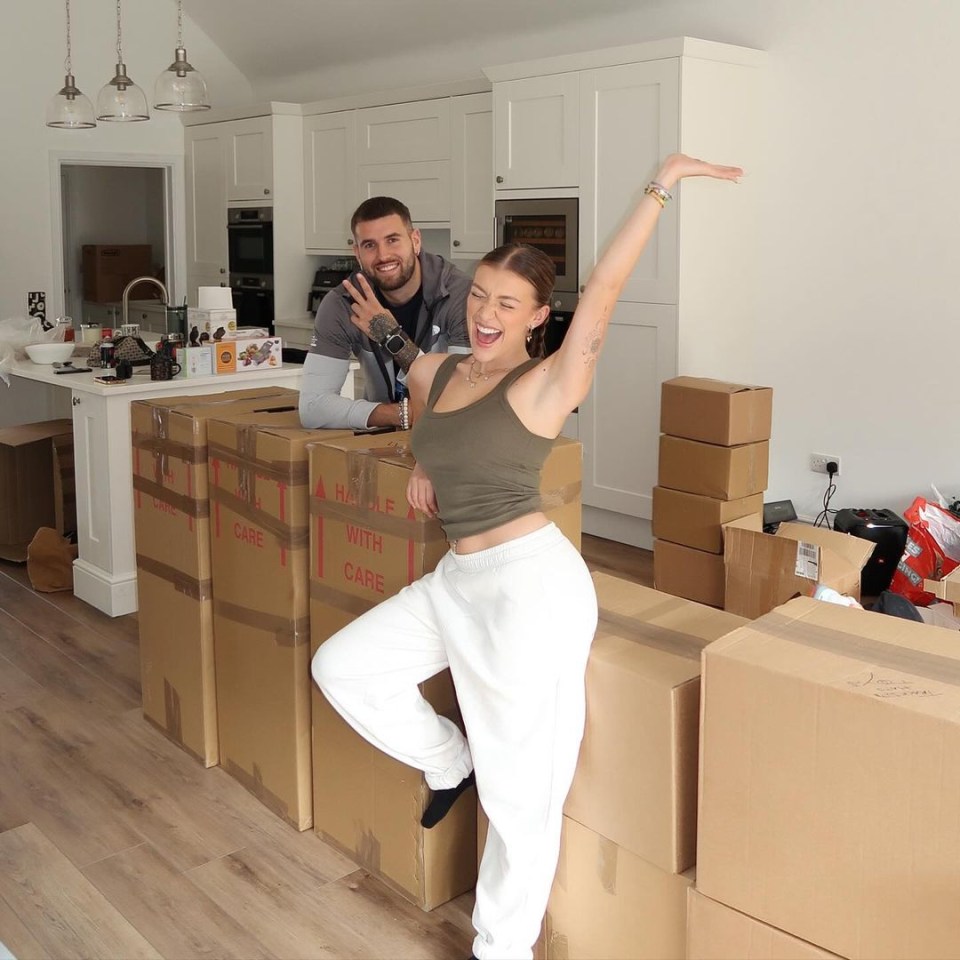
[644,182,672,207]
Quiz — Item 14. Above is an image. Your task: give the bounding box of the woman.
[312,154,742,960]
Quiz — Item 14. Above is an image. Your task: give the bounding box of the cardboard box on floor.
[564,573,745,874]
[0,419,74,562]
[653,487,762,554]
[723,518,874,620]
[697,597,960,959]
[654,539,726,608]
[207,409,351,829]
[660,377,772,446]
[543,816,694,960]
[686,890,841,960]
[308,431,582,910]
[131,387,297,767]
[658,435,769,500]
[924,565,960,616]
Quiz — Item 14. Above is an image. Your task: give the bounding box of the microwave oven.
[495,197,578,312]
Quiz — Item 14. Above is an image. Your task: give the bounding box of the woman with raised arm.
[312,154,742,960]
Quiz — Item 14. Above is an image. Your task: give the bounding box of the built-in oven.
[227,207,273,276]
[231,275,274,331]
[495,197,579,314]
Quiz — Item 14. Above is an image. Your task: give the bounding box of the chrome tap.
[121,276,169,330]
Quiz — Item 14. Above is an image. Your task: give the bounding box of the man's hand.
[343,273,394,340]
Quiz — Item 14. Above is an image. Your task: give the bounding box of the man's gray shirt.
[299,251,472,429]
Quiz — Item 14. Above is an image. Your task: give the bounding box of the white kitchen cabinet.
[356,160,451,223]
[492,73,580,190]
[304,110,358,252]
[356,99,450,164]
[184,125,229,279]
[450,92,494,256]
[225,116,274,201]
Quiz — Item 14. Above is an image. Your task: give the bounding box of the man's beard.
[368,251,417,292]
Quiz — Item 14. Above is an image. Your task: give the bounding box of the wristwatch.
[382,330,407,357]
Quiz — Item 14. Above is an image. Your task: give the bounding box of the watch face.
[385,333,405,355]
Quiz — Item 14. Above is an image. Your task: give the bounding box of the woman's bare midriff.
[452,511,551,555]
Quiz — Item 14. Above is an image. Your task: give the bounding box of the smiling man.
[299,197,472,430]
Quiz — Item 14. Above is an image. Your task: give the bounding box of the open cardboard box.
[924,565,960,615]
[723,518,874,619]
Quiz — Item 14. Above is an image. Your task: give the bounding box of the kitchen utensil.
[25,342,76,364]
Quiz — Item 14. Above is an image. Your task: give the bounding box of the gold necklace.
[464,357,515,388]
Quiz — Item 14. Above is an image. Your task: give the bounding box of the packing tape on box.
[221,759,293,824]
[137,553,212,601]
[309,495,446,544]
[309,579,378,619]
[596,834,619,895]
[597,599,713,661]
[163,677,183,742]
[133,475,210,519]
[208,439,310,487]
[214,598,310,647]
[751,610,960,689]
[208,484,309,550]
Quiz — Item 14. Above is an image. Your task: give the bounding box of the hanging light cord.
[63,0,72,75]
[115,0,123,64]
[177,0,184,49]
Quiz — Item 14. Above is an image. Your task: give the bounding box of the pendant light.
[46,0,96,129]
[96,0,149,122]
[154,0,211,111]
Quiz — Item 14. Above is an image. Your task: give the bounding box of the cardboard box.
[187,307,237,337]
[131,388,298,766]
[654,540,726,608]
[660,377,772,446]
[52,433,76,537]
[687,890,842,959]
[697,597,960,959]
[82,244,153,303]
[214,336,283,374]
[207,409,351,826]
[653,487,762,554]
[658,435,769,500]
[543,816,694,960]
[0,419,74,562]
[923,565,960,616]
[723,518,874,620]
[564,573,746,874]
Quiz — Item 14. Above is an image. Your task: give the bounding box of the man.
[299,197,472,430]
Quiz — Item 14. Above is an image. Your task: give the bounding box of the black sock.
[420,771,475,829]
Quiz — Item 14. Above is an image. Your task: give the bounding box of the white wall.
[258,0,960,519]
[0,2,252,326]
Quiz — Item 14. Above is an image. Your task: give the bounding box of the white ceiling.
[183,0,644,89]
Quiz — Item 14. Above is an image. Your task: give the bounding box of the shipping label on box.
[214,336,282,374]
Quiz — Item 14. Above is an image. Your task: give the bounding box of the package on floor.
[923,565,960,616]
[654,539,726,608]
[542,816,693,960]
[564,573,745,874]
[653,486,762,554]
[658,434,769,500]
[697,596,960,959]
[660,376,772,446]
[214,336,282,374]
[723,517,874,619]
[131,388,298,766]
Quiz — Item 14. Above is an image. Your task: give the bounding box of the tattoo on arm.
[582,322,603,365]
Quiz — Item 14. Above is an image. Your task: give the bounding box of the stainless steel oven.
[495,197,578,312]
[231,275,274,331]
[227,207,273,276]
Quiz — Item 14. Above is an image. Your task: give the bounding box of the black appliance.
[228,207,273,275]
[231,275,274,331]
[543,302,577,357]
[834,508,908,596]
[309,267,352,315]
[495,197,579,311]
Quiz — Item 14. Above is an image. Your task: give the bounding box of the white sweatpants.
[311,523,597,960]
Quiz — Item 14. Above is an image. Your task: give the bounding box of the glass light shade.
[154,47,210,111]
[97,63,149,121]
[46,75,97,128]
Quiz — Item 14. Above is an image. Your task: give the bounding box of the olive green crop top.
[410,354,554,541]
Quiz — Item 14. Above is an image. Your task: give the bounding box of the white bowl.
[25,342,77,364]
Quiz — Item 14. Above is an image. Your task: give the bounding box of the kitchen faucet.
[121,276,169,330]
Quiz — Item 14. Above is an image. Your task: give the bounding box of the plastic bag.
[889,496,960,605]
[0,316,65,386]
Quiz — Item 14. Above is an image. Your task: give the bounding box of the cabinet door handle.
[264,188,270,195]
[496,175,504,184]
[453,240,461,247]
[347,238,354,246]
[72,396,80,406]
[220,267,226,274]
[580,284,586,293]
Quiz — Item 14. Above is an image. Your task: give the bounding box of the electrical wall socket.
[810,453,842,476]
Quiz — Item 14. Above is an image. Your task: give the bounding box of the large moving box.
[131,388,297,766]
[82,243,154,303]
[723,518,874,619]
[653,540,726,609]
[309,431,583,909]
[660,377,773,446]
[564,573,746,874]
[0,419,74,562]
[543,816,694,960]
[658,435,769,500]
[653,487,762,554]
[686,890,841,960]
[208,409,350,828]
[698,597,960,959]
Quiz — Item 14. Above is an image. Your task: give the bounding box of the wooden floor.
[0,535,651,960]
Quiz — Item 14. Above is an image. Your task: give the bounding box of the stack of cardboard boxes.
[691,595,960,958]
[652,377,772,609]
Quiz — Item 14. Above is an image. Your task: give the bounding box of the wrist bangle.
[399,397,410,431]
[644,181,672,207]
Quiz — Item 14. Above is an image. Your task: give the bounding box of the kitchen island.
[6,357,322,616]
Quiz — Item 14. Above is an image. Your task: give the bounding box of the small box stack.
[131,388,297,766]
[693,597,960,959]
[82,244,153,302]
[537,573,747,959]
[308,432,583,911]
[653,376,772,608]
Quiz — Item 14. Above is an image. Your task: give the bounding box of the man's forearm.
[365,402,403,428]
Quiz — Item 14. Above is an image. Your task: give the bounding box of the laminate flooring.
[0,534,652,959]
